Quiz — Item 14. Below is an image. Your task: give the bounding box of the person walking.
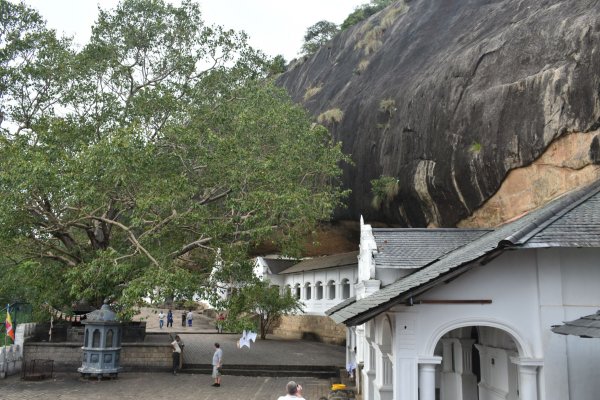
[277,381,305,400]
[186,310,193,327]
[158,310,165,329]
[166,309,174,328]
[181,310,186,327]
[211,342,223,387]
[170,335,181,375]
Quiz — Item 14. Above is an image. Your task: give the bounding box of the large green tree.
[0,0,348,318]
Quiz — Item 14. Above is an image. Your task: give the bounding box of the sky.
[21,0,367,61]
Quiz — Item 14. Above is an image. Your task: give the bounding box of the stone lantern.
[78,301,122,379]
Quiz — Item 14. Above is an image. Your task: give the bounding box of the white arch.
[424,316,533,358]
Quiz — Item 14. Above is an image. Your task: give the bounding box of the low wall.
[272,315,346,345]
[23,342,172,372]
[0,323,37,378]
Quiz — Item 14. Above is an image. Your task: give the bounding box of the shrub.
[356,59,370,74]
[379,98,396,115]
[371,175,400,210]
[317,108,344,124]
[304,85,323,101]
[470,141,482,153]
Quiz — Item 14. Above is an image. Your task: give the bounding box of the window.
[92,329,101,348]
[327,280,336,300]
[294,283,301,299]
[106,329,113,347]
[305,282,312,300]
[285,284,292,296]
[315,281,323,300]
[341,278,351,299]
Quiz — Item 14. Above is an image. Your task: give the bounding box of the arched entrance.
[421,324,540,400]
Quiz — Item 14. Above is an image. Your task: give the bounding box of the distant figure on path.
[211,342,223,387]
[216,312,225,333]
[166,309,173,328]
[186,310,193,327]
[158,310,165,329]
[181,311,186,327]
[170,336,181,375]
[277,381,305,400]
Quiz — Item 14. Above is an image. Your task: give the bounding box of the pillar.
[511,357,542,400]
[418,357,441,400]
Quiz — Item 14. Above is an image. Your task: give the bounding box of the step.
[181,364,340,378]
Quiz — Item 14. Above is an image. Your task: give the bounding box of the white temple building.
[327,179,600,400]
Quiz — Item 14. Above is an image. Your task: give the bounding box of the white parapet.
[1,322,37,378]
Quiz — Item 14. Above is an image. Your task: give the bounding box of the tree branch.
[168,237,212,259]
[90,215,160,267]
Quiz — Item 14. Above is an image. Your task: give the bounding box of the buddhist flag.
[5,306,15,342]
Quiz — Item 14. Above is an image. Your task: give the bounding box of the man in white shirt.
[277,381,305,400]
[211,342,223,387]
[170,337,181,375]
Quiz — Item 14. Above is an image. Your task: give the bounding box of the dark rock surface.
[277,0,600,227]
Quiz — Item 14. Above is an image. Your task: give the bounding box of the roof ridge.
[501,179,600,246]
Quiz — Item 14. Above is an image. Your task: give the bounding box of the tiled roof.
[324,296,356,316]
[373,229,490,269]
[522,190,600,247]
[329,179,600,326]
[279,251,359,274]
[261,258,298,275]
[552,311,600,338]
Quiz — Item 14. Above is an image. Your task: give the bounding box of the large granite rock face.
[277,0,600,227]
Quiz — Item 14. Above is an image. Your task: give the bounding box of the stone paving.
[3,308,347,398]
[2,372,333,400]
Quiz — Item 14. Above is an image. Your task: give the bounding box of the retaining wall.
[23,342,172,372]
[272,315,346,345]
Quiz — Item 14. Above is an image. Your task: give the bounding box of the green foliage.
[0,0,349,319]
[371,175,400,210]
[219,279,303,339]
[301,20,339,56]
[470,141,482,153]
[266,54,286,77]
[341,0,395,31]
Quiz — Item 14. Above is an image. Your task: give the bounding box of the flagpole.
[2,304,8,378]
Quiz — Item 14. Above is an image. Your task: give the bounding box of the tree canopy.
[301,20,339,56]
[0,0,349,319]
[340,0,395,30]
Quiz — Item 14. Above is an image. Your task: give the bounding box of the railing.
[21,359,54,380]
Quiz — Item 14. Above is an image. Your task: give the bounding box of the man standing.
[211,342,223,387]
[170,336,181,375]
[158,310,165,329]
[166,309,173,328]
[186,310,193,327]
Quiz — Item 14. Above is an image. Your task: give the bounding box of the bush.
[317,108,344,125]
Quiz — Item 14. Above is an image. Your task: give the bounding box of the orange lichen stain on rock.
[459,130,600,228]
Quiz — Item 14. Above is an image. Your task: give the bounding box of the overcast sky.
[21,0,366,61]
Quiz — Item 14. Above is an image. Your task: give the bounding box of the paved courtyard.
[2,372,333,400]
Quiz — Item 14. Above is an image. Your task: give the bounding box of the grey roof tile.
[279,251,359,274]
[373,229,490,269]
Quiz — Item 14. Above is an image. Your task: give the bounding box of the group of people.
[158,309,195,329]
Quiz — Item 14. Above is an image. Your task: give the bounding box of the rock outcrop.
[277,0,600,227]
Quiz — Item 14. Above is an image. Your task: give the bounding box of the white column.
[418,357,441,400]
[511,357,542,400]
